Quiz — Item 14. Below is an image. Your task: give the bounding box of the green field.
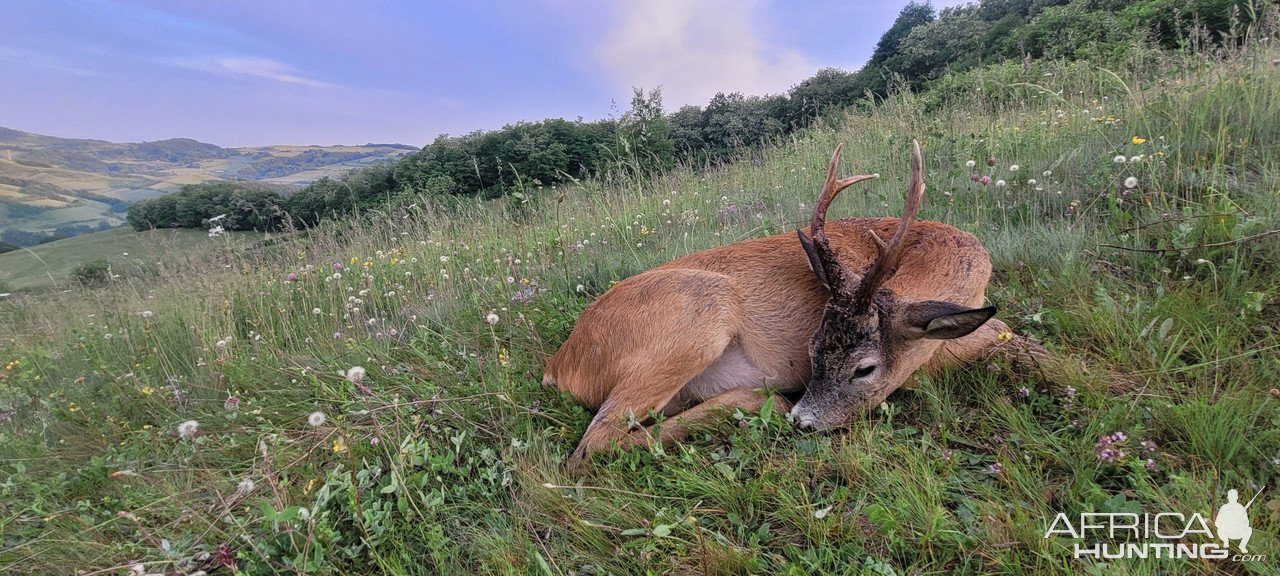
[0,227,259,292]
[1,42,1278,576]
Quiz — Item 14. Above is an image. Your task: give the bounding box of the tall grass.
[2,32,1279,575]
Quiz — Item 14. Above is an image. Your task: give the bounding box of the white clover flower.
[995,180,1007,187]
[439,255,450,263]
[312,308,322,315]
[1124,176,1139,189]
[485,312,500,326]
[1113,155,1127,164]
[308,411,327,427]
[346,366,366,384]
[965,160,976,168]
[177,419,199,438]
[1009,165,1020,172]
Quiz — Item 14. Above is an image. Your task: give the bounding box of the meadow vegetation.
[3,11,1280,576]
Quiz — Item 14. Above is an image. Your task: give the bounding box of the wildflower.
[997,331,1013,342]
[236,478,255,495]
[1129,155,1143,163]
[1027,179,1037,186]
[1018,387,1030,398]
[980,175,992,185]
[216,339,228,349]
[1009,165,1020,172]
[995,180,1007,187]
[1141,440,1157,453]
[332,262,344,271]
[439,255,450,263]
[332,331,342,339]
[298,507,312,521]
[485,312,500,326]
[332,437,347,454]
[141,385,154,397]
[308,411,326,427]
[987,157,997,167]
[1043,170,1052,177]
[965,160,976,168]
[1131,136,1147,145]
[1145,459,1157,471]
[312,308,322,315]
[1064,385,1076,398]
[224,397,240,410]
[177,419,199,438]
[1124,176,1138,189]
[345,366,366,384]
[970,173,981,182]
[104,333,113,340]
[1113,155,1127,164]
[985,463,1003,475]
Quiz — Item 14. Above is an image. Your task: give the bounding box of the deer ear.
[797,230,830,288]
[901,301,997,340]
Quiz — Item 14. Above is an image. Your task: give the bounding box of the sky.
[0,0,968,148]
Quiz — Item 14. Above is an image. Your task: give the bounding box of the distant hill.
[0,127,416,235]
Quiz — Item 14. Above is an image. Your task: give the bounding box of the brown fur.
[544,144,1025,470]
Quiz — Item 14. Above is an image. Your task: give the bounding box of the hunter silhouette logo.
[1044,486,1267,562]
[1215,488,1260,554]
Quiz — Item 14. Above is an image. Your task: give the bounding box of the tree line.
[126,0,1254,233]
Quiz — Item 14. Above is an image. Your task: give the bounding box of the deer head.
[792,142,997,430]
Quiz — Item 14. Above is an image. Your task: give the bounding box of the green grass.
[0,227,261,292]
[1,42,1279,575]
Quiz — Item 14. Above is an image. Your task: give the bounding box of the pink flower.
[980,175,992,185]
[287,273,298,282]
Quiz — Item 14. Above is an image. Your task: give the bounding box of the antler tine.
[855,140,926,306]
[810,144,879,241]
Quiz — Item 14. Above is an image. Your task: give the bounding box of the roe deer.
[545,141,1027,469]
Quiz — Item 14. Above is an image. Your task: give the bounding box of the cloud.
[217,57,332,88]
[159,55,331,88]
[597,0,811,109]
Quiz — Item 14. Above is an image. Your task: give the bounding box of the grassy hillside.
[0,228,261,292]
[0,128,414,235]
[1,43,1278,575]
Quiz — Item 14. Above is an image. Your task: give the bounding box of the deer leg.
[621,388,792,450]
[566,350,723,472]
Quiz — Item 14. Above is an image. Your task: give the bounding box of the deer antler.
[797,144,879,292]
[850,139,926,308]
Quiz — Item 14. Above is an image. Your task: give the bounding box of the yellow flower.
[67,402,80,413]
[140,386,154,397]
[304,478,318,495]
[1131,136,1146,145]
[332,437,348,454]
[997,331,1014,343]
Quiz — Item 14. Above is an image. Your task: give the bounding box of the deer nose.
[791,407,817,430]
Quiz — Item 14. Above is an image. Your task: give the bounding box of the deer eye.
[853,364,876,379]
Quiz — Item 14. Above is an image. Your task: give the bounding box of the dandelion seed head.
[345,366,366,384]
[177,419,199,438]
[485,312,500,326]
[308,411,327,427]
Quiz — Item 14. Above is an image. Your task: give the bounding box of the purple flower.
[970,173,981,182]
[287,273,299,282]
[333,331,343,339]
[1064,385,1076,397]
[1018,387,1030,398]
[1141,440,1157,453]
[1145,459,1156,471]
[332,262,344,271]
[980,175,992,186]
[985,463,1003,475]
[224,396,241,410]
